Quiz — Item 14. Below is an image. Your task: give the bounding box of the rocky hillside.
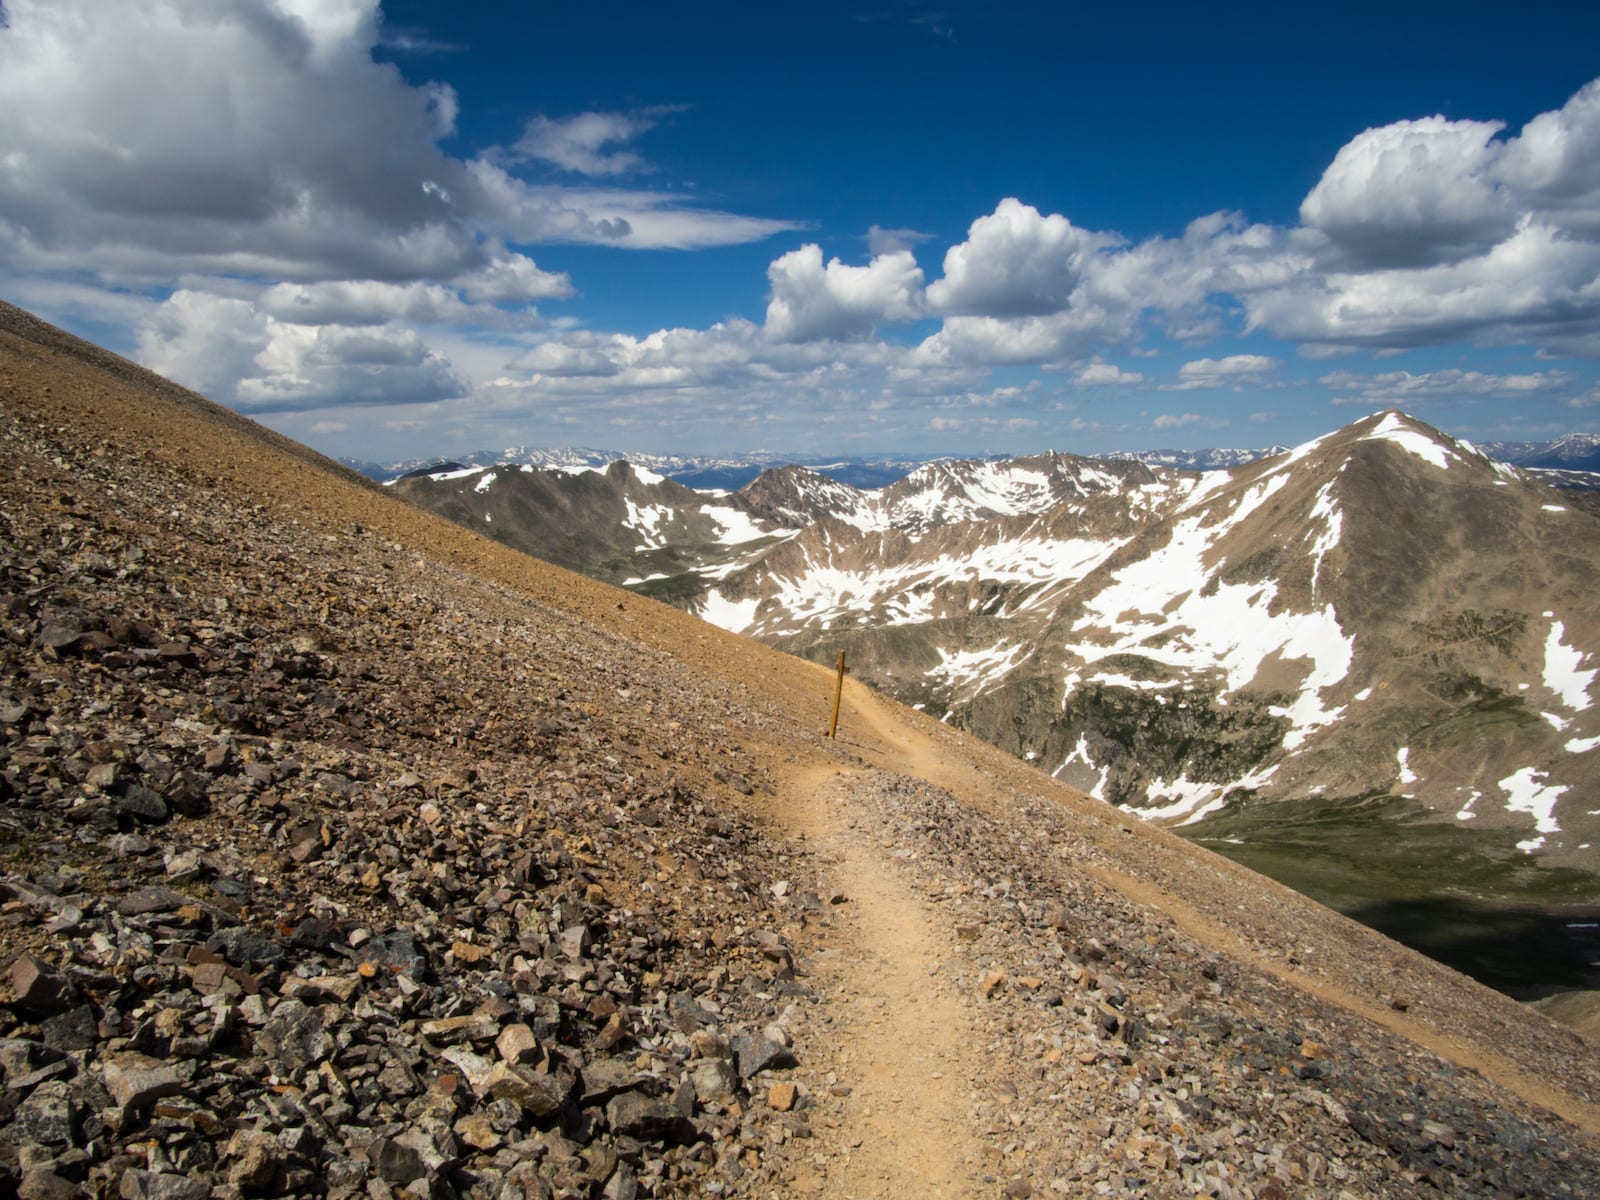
[394,412,1600,997]
[4,300,1600,1198]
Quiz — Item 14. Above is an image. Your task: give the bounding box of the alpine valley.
[393,415,1600,995]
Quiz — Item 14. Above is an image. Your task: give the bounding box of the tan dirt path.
[772,762,985,1198]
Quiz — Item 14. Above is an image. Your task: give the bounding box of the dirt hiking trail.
[777,766,984,1197]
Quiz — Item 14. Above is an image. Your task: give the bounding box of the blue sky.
[4,1,1600,462]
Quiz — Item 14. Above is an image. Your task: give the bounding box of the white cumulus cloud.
[1168,354,1280,390]
[1152,412,1217,430]
[926,198,1108,317]
[764,245,924,342]
[137,288,468,412]
[1498,78,1600,237]
[1075,360,1145,386]
[0,0,793,288]
[1300,116,1515,269]
[1248,77,1600,353]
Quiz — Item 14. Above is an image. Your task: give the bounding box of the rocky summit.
[3,297,1600,1200]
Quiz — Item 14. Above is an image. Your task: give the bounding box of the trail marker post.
[827,651,846,739]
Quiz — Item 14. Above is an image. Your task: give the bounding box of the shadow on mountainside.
[1342,897,1600,1001]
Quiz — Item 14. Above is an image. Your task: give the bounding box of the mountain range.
[392,417,1600,996]
[350,433,1600,493]
[5,301,1600,1196]
[347,448,936,492]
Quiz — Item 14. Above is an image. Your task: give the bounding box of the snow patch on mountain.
[1276,428,1338,471]
[1502,766,1567,852]
[1307,478,1343,598]
[419,465,481,483]
[697,591,760,632]
[1063,467,1353,751]
[1134,761,1281,826]
[931,642,1031,701]
[1366,411,1457,470]
[1397,748,1417,785]
[623,500,674,549]
[1543,617,1597,710]
[703,505,782,545]
[885,463,1054,528]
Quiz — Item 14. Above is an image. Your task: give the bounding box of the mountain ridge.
[348,432,1600,491]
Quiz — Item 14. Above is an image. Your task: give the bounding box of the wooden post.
[827,650,846,739]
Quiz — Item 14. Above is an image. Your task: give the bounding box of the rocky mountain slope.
[395,414,1600,996]
[4,301,1600,1198]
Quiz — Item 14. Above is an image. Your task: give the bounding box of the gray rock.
[668,992,713,1032]
[116,784,169,823]
[605,1091,681,1140]
[206,926,285,968]
[558,923,591,959]
[690,1058,738,1104]
[713,768,754,796]
[580,1057,645,1104]
[116,886,189,916]
[254,999,331,1074]
[13,1080,77,1146]
[163,849,204,882]
[368,1137,427,1186]
[40,1006,97,1053]
[483,1062,566,1118]
[731,1034,796,1079]
[603,1163,640,1200]
[118,1171,210,1200]
[0,1038,66,1085]
[17,1167,84,1200]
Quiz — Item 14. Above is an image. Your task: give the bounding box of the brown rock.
[103,1053,184,1112]
[496,1022,540,1065]
[450,939,492,964]
[18,1167,84,1200]
[8,955,78,1016]
[484,1062,566,1117]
